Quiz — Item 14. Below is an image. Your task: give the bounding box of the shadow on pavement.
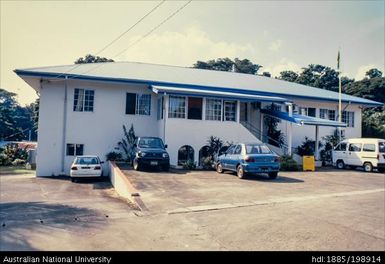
[0,202,105,251]
[243,174,304,183]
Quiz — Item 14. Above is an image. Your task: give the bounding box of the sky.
[1,0,384,106]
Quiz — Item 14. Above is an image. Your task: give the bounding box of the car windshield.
[379,142,385,153]
[75,157,99,165]
[138,138,164,149]
[245,144,272,154]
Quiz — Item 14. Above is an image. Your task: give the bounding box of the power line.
[49,1,166,80]
[113,0,192,59]
[76,0,193,77]
[94,0,166,55]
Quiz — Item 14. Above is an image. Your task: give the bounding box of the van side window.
[379,142,385,153]
[336,142,347,151]
[349,143,362,152]
[363,144,375,152]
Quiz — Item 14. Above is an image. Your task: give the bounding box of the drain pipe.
[60,76,68,175]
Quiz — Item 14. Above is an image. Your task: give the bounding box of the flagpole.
[337,49,342,142]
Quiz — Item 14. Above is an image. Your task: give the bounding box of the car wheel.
[363,162,373,172]
[237,165,245,179]
[268,172,278,179]
[133,159,141,171]
[336,160,345,169]
[216,163,224,174]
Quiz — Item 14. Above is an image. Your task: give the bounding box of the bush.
[182,160,196,170]
[106,151,123,161]
[200,156,214,170]
[11,159,26,166]
[296,137,316,156]
[280,155,299,171]
[0,153,11,166]
[0,144,28,166]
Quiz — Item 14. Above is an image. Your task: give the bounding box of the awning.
[261,109,347,127]
[150,85,289,103]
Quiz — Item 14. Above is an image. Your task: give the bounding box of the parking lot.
[0,167,384,250]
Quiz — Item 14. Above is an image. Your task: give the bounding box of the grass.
[0,165,35,175]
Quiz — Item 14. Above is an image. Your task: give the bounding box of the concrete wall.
[37,80,159,176]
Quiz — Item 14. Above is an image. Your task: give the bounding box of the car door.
[221,145,235,170]
[333,142,347,164]
[347,143,362,166]
[228,145,242,171]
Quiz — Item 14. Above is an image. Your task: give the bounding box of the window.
[177,145,194,165]
[169,96,186,118]
[73,89,94,112]
[224,100,237,121]
[157,97,164,120]
[66,144,84,156]
[246,144,272,154]
[349,143,362,152]
[379,142,385,153]
[342,111,355,127]
[363,144,375,152]
[126,93,136,114]
[226,145,236,155]
[126,93,151,115]
[299,107,315,117]
[335,142,347,151]
[320,109,336,121]
[233,145,242,155]
[136,94,151,115]
[187,97,203,120]
[205,98,222,121]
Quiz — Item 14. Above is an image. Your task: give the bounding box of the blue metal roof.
[14,61,383,107]
[150,85,289,102]
[261,109,347,127]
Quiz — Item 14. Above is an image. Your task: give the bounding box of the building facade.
[15,62,381,176]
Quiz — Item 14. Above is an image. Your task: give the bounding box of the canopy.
[260,109,347,127]
[150,85,289,103]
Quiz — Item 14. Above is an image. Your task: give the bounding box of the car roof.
[342,138,385,143]
[75,155,100,158]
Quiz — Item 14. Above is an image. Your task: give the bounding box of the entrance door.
[240,102,248,122]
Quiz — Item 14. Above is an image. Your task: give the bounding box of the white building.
[15,62,382,176]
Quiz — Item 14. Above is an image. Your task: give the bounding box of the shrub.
[296,137,316,156]
[279,155,299,171]
[106,151,123,161]
[201,156,213,170]
[0,144,28,166]
[182,160,196,170]
[11,159,26,166]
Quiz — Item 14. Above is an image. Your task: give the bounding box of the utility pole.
[337,49,342,142]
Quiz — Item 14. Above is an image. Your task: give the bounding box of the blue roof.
[14,61,382,107]
[261,109,347,127]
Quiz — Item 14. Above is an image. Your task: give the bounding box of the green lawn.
[0,165,35,175]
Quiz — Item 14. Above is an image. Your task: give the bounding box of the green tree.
[278,70,299,82]
[296,64,339,92]
[74,54,114,64]
[193,58,262,74]
[366,68,383,79]
[0,88,22,140]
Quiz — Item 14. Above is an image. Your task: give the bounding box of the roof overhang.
[261,109,347,127]
[150,85,289,103]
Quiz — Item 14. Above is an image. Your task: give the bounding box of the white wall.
[37,80,160,176]
[36,82,65,176]
[165,118,260,165]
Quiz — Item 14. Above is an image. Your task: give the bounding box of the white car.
[70,155,104,181]
[332,138,385,173]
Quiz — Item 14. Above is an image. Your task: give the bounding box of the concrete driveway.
[1,167,384,251]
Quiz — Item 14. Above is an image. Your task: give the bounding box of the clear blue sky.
[1,0,384,105]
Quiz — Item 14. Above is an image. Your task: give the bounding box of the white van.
[332,138,385,173]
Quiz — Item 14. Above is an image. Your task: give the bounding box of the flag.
[337,50,340,70]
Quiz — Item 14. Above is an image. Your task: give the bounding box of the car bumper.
[70,171,102,177]
[243,163,280,173]
[137,158,170,167]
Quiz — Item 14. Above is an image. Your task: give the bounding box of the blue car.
[216,143,280,179]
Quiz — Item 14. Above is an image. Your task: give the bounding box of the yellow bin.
[303,156,315,171]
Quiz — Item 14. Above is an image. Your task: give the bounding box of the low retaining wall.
[108,161,141,205]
